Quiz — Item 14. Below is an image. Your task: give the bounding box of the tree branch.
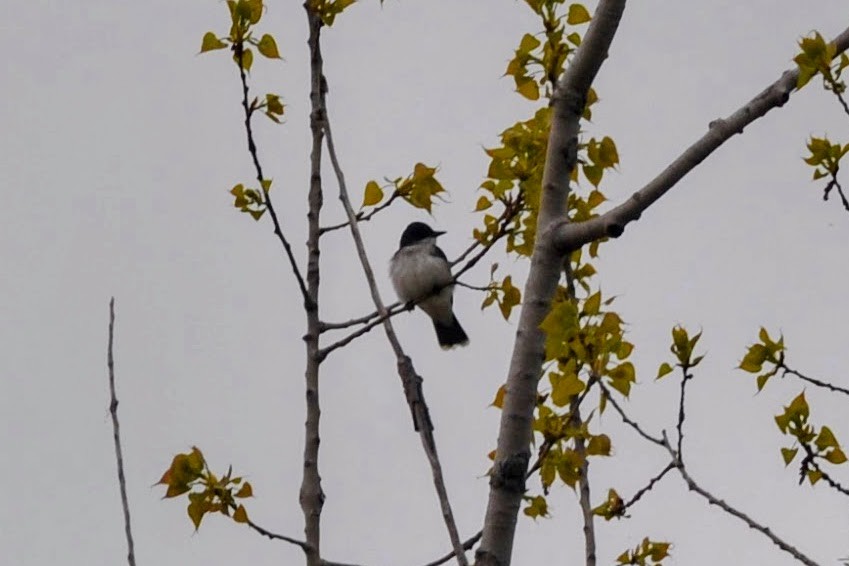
[319,191,400,234]
[661,434,819,566]
[621,463,676,514]
[234,42,310,307]
[780,363,849,398]
[570,402,596,566]
[553,25,849,253]
[423,531,484,566]
[106,298,137,566]
[320,61,468,566]
[476,4,627,564]
[301,7,326,566]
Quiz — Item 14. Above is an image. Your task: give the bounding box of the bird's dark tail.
[433,316,469,349]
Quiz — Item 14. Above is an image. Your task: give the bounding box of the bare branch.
[317,304,409,359]
[780,363,849,397]
[321,62,469,566]
[107,298,137,566]
[319,192,401,234]
[246,518,310,551]
[300,7,327,565]
[234,43,310,307]
[675,366,692,463]
[423,531,484,566]
[621,463,675,514]
[245,517,363,566]
[661,434,819,566]
[823,177,849,211]
[570,401,596,566]
[553,25,849,252]
[598,382,667,449]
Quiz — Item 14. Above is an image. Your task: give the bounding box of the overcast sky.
[2,1,848,565]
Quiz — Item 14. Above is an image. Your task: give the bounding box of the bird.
[389,222,469,349]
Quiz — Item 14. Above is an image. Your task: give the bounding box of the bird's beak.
[434,230,446,237]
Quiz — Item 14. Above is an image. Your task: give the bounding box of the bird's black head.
[399,222,445,248]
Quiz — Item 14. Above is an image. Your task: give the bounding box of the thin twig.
[321,65,468,566]
[107,298,137,566]
[246,518,310,550]
[422,531,483,566]
[234,42,311,307]
[661,434,819,566]
[799,443,849,498]
[675,366,692,463]
[319,192,400,234]
[781,363,849,397]
[622,463,675,513]
[822,177,849,211]
[245,517,364,566]
[450,200,522,278]
[597,382,666,449]
[317,306,405,359]
[571,401,596,566]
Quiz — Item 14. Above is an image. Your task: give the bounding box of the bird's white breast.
[389,242,453,302]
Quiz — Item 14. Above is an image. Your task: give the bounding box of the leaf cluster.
[656,326,704,380]
[307,0,357,27]
[157,447,254,529]
[775,392,847,485]
[507,2,591,101]
[738,327,785,391]
[616,538,671,566]
[200,0,283,72]
[359,163,446,213]
[795,31,849,92]
[230,181,272,221]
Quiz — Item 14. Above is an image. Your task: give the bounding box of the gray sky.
[2,1,848,565]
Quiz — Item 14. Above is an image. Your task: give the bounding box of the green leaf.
[233,504,249,523]
[234,48,254,72]
[258,34,281,59]
[523,495,549,519]
[780,447,798,466]
[200,32,227,53]
[474,196,492,211]
[587,434,611,456]
[825,447,847,465]
[235,482,253,498]
[739,344,767,373]
[187,497,210,529]
[583,291,601,316]
[516,77,540,100]
[815,426,839,451]
[567,4,591,25]
[656,362,674,380]
[518,33,541,53]
[550,371,585,406]
[362,180,383,207]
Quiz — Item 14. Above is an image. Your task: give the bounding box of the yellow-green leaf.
[825,447,847,465]
[475,196,493,211]
[258,34,281,59]
[780,447,798,466]
[235,482,253,498]
[567,4,591,25]
[233,504,249,523]
[656,362,674,380]
[516,78,540,101]
[201,32,227,53]
[362,180,383,207]
[587,434,611,456]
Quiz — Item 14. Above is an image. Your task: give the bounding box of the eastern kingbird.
[390,222,469,349]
